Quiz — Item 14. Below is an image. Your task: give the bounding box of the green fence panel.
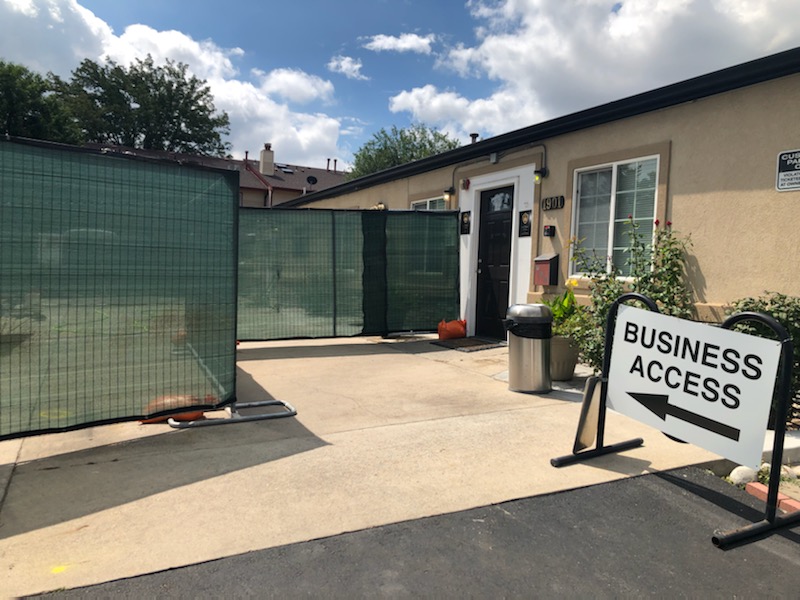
[238,209,364,339]
[386,211,460,332]
[237,208,459,340]
[0,139,238,439]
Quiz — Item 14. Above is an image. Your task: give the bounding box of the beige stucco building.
[284,48,800,338]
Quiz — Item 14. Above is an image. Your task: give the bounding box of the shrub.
[728,291,800,429]
[571,218,693,372]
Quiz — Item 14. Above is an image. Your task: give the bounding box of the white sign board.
[607,306,781,468]
[777,149,800,191]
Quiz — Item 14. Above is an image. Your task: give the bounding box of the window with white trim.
[572,156,658,277]
[411,197,447,210]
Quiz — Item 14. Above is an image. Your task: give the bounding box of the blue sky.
[2,0,799,169]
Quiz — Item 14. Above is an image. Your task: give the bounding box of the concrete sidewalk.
[0,335,731,597]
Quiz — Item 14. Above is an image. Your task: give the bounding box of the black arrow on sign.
[627,392,740,442]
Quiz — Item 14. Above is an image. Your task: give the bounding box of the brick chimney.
[260,143,274,176]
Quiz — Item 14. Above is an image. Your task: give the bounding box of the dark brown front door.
[475,185,513,339]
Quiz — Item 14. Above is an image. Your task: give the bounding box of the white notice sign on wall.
[777,149,800,191]
[607,306,781,468]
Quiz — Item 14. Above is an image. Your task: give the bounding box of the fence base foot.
[712,510,800,549]
[168,400,296,428]
[551,438,644,468]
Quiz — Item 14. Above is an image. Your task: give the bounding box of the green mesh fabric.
[238,209,362,339]
[0,140,238,439]
[386,212,460,332]
[238,208,460,340]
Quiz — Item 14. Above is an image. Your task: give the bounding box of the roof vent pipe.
[470,133,479,144]
[327,158,330,171]
[334,159,337,172]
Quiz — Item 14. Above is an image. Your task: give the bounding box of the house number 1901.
[541,196,565,210]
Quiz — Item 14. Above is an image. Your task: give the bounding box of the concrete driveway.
[0,335,730,596]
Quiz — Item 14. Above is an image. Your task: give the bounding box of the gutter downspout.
[244,151,275,207]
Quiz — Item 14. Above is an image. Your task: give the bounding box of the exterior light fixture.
[534,167,549,184]
[443,186,456,202]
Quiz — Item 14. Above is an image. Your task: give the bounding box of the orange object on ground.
[140,394,209,424]
[438,319,467,340]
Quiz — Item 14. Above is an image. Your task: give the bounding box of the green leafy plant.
[728,291,800,429]
[630,220,694,319]
[543,279,584,337]
[570,218,693,372]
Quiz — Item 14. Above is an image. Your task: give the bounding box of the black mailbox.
[534,253,559,286]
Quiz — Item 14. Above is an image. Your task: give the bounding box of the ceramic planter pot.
[550,334,579,381]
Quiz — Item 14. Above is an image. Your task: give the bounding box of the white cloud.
[389,84,543,142]
[0,0,111,76]
[398,0,800,139]
[252,68,334,104]
[0,0,349,167]
[213,78,342,166]
[327,55,369,80]
[4,0,799,169]
[363,33,436,54]
[5,0,38,17]
[98,23,243,81]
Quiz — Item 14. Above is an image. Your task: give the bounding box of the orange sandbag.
[438,319,467,340]
[140,394,212,424]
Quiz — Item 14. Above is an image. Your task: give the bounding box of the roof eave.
[282,46,800,207]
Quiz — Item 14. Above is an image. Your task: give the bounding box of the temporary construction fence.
[0,139,238,440]
[0,139,461,440]
[237,208,460,340]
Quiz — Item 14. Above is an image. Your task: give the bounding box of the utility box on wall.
[533,253,559,286]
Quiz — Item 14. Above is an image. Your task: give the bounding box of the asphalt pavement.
[30,467,800,598]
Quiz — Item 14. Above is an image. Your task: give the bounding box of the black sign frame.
[519,210,532,237]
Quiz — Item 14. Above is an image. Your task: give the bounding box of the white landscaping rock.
[782,465,798,479]
[729,466,758,485]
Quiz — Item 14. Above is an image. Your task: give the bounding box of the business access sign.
[607,306,781,468]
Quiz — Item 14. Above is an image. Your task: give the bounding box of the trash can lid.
[506,303,553,323]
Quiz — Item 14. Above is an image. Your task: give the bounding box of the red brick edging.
[744,482,800,514]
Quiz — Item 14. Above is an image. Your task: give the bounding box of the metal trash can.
[503,304,553,393]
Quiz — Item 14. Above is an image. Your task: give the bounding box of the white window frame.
[411,197,447,211]
[570,154,660,278]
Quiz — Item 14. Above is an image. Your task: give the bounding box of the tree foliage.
[0,60,81,144]
[347,124,460,180]
[54,55,231,156]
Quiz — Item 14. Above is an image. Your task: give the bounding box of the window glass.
[488,190,512,212]
[574,157,657,276]
[412,197,447,211]
[575,169,612,272]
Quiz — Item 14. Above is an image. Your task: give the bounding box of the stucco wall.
[530,73,800,318]
[297,73,800,320]
[241,188,268,208]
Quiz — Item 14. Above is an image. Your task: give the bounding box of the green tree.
[0,60,81,143]
[347,124,460,180]
[55,55,231,157]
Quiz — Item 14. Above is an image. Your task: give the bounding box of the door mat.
[431,337,505,352]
